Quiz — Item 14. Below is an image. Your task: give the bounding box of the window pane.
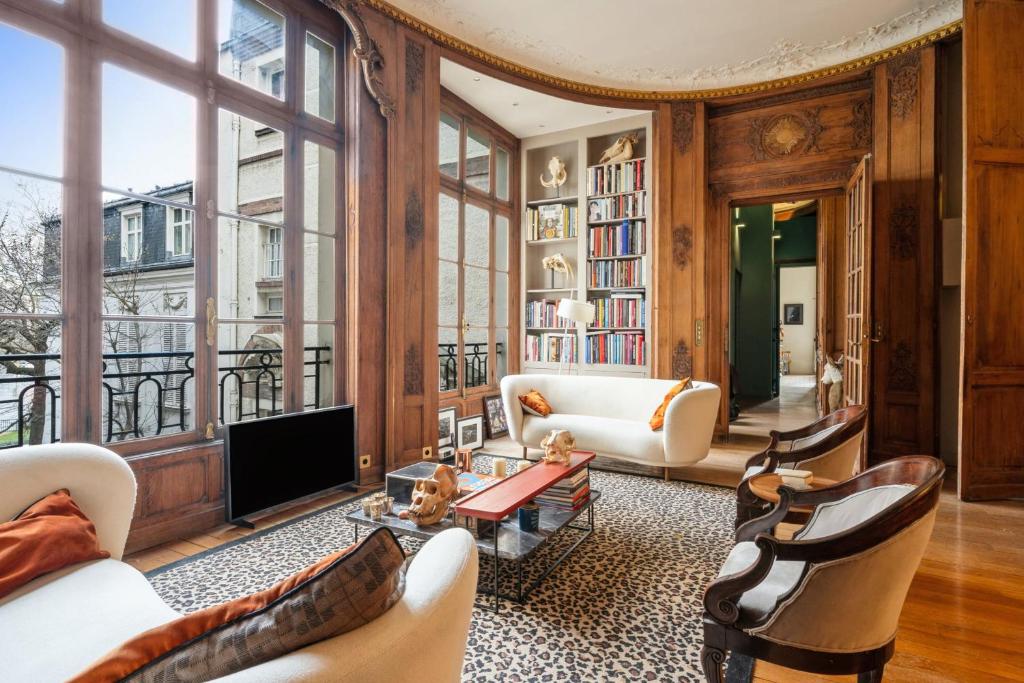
[218,0,285,100]
[495,272,508,327]
[0,23,63,176]
[438,326,458,392]
[439,193,458,261]
[464,204,489,267]
[463,327,488,389]
[304,141,335,235]
[218,109,283,219]
[218,217,283,319]
[465,127,490,192]
[102,193,196,316]
[438,261,458,327]
[218,322,283,424]
[0,327,61,448]
[439,112,459,178]
[101,321,195,442]
[0,171,62,315]
[103,0,197,61]
[304,32,335,121]
[495,147,510,201]
[103,65,196,196]
[463,266,488,326]
[304,324,333,409]
[304,232,334,321]
[495,214,509,271]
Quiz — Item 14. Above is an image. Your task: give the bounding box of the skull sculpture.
[400,463,459,526]
[540,429,576,466]
[598,133,639,165]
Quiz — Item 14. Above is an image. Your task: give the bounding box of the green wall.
[733,205,776,399]
[774,213,816,263]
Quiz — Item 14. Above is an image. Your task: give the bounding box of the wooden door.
[960,0,1024,500]
[843,156,872,407]
[815,194,844,415]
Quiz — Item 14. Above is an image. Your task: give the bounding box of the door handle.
[869,322,885,343]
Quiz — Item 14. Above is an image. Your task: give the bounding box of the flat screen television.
[224,405,356,525]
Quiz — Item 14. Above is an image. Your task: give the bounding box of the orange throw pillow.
[519,389,553,417]
[649,377,693,431]
[0,489,109,600]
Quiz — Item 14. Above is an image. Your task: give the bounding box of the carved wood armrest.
[703,535,777,625]
[743,443,785,471]
[736,487,795,542]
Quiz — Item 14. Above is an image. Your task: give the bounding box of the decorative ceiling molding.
[367,0,962,101]
[320,0,395,118]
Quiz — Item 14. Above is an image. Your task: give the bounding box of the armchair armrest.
[703,535,777,626]
[743,433,781,470]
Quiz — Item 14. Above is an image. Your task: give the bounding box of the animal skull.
[539,155,568,189]
[402,464,459,526]
[540,429,576,465]
[598,133,639,165]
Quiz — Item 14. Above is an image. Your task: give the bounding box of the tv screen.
[225,405,356,523]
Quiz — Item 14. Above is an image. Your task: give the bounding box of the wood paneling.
[961,0,1024,500]
[816,194,847,372]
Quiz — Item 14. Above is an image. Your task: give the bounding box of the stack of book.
[525,299,571,328]
[586,191,646,222]
[590,295,646,328]
[525,332,577,363]
[588,219,646,256]
[526,203,578,241]
[588,258,646,289]
[587,158,645,195]
[585,330,646,365]
[535,468,590,510]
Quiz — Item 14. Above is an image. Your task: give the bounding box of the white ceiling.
[441,59,642,138]
[393,0,960,92]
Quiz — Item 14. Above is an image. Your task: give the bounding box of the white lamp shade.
[557,298,595,325]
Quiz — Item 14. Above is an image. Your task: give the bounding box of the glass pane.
[495,214,509,271]
[463,266,489,326]
[0,23,63,176]
[103,65,196,197]
[0,327,61,448]
[304,32,335,121]
[218,0,285,99]
[439,112,459,178]
[303,141,335,235]
[495,147,510,201]
[101,321,195,442]
[102,194,196,316]
[463,327,488,389]
[304,232,334,321]
[438,260,458,327]
[304,324,333,409]
[438,193,458,261]
[0,171,62,315]
[218,322,283,424]
[495,272,508,327]
[218,217,283,319]
[103,0,197,60]
[465,128,490,192]
[464,204,489,268]
[438,326,458,392]
[218,109,283,219]
[495,328,508,383]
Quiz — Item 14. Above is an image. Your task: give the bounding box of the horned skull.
[540,429,576,466]
[401,464,459,526]
[598,133,639,165]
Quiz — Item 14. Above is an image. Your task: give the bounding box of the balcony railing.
[439,342,503,392]
[0,346,331,449]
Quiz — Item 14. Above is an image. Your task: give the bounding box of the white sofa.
[0,444,478,683]
[500,374,721,470]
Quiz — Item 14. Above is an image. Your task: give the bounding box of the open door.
[843,155,872,408]
[960,0,1024,500]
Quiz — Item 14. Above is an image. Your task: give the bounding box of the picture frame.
[438,445,455,462]
[783,303,804,325]
[438,407,456,449]
[456,414,485,451]
[482,394,509,439]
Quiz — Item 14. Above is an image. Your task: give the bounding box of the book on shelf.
[584,331,646,366]
[525,332,577,364]
[588,257,646,288]
[526,299,572,328]
[588,220,646,257]
[587,158,645,195]
[586,191,646,223]
[527,203,578,241]
[590,296,646,328]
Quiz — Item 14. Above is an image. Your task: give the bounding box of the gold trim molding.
[365,0,961,102]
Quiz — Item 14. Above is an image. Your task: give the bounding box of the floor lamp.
[543,253,595,375]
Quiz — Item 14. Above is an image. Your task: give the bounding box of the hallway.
[732,374,818,437]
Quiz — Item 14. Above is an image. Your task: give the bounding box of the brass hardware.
[206,297,217,347]
[359,454,372,469]
[461,317,470,335]
[695,319,704,347]
[870,322,885,343]
[204,422,215,439]
[422,446,433,459]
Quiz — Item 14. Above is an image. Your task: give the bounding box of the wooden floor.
[126,436,1024,683]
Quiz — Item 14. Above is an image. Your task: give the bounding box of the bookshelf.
[519,113,652,376]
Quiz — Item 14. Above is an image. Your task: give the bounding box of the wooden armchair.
[736,405,868,526]
[703,456,945,682]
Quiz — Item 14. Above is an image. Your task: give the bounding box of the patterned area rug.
[147,457,736,682]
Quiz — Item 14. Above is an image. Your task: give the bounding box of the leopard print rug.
[147,456,736,681]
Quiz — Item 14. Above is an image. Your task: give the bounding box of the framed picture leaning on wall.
[456,414,485,451]
[482,394,509,438]
[438,407,456,449]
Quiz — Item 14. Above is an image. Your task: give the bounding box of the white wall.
[779,266,817,375]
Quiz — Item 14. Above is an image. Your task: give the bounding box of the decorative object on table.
[776,468,813,490]
[539,155,567,192]
[456,414,485,451]
[540,429,576,465]
[455,447,473,473]
[539,253,595,374]
[515,459,532,473]
[493,459,508,478]
[368,501,382,521]
[517,501,540,532]
[386,462,446,504]
[482,394,509,438]
[361,499,374,516]
[535,467,590,510]
[598,132,639,164]
[438,406,456,449]
[398,463,459,526]
[783,302,803,324]
[518,389,553,417]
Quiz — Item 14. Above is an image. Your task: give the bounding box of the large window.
[0,0,348,452]
[437,98,516,399]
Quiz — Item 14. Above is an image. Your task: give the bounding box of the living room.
[0,1,1022,681]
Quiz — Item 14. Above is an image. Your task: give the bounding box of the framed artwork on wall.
[482,394,509,438]
[784,303,804,325]
[438,407,456,449]
[456,414,485,451]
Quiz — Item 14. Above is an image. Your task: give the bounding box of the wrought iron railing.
[438,342,503,392]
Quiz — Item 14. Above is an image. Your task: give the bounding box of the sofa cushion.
[0,558,179,683]
[649,377,692,431]
[522,413,664,463]
[718,541,805,623]
[518,389,553,416]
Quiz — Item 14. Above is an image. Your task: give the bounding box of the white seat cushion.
[0,559,179,682]
[797,484,916,540]
[718,542,806,623]
[743,464,765,481]
[521,413,665,464]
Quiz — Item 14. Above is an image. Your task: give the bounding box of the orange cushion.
[0,489,109,600]
[649,377,693,431]
[519,389,553,417]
